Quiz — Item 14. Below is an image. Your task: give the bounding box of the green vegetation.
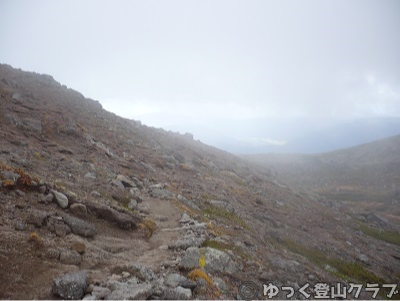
[202,239,231,251]
[279,239,385,284]
[202,204,251,231]
[358,224,400,246]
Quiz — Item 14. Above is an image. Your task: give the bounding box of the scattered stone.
[15,220,26,231]
[91,286,111,299]
[128,199,137,209]
[27,209,48,227]
[164,273,186,288]
[123,263,156,281]
[213,277,228,291]
[72,242,86,254]
[129,187,141,197]
[84,172,96,180]
[358,254,369,263]
[179,213,192,224]
[60,249,82,265]
[162,286,192,300]
[50,189,69,209]
[168,237,206,250]
[116,175,136,188]
[54,223,72,237]
[61,213,97,237]
[121,271,130,279]
[46,193,54,203]
[87,203,138,230]
[69,203,87,216]
[149,185,174,200]
[156,215,168,222]
[59,148,73,155]
[52,271,88,300]
[15,189,25,197]
[179,279,197,290]
[46,248,60,260]
[90,191,101,198]
[105,283,153,300]
[110,179,124,190]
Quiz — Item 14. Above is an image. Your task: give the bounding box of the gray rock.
[149,188,173,200]
[46,248,61,260]
[168,237,206,250]
[52,271,88,300]
[128,199,137,209]
[91,286,111,299]
[46,193,55,203]
[27,209,48,227]
[116,175,136,188]
[1,170,19,181]
[15,189,25,197]
[106,278,125,292]
[110,179,124,190]
[366,213,389,227]
[105,283,153,300]
[149,183,165,189]
[129,187,141,197]
[179,213,192,224]
[90,191,101,198]
[15,220,26,231]
[164,273,186,288]
[60,249,82,265]
[358,254,369,263]
[61,213,97,237]
[174,286,192,300]
[162,286,192,300]
[213,277,228,291]
[69,203,87,216]
[123,263,156,281]
[179,279,197,290]
[54,223,72,237]
[51,189,69,209]
[180,247,238,274]
[84,172,96,180]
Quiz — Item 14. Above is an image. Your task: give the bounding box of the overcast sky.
[1,0,399,149]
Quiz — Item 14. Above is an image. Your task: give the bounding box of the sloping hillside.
[1,64,399,300]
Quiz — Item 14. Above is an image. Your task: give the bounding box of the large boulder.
[52,271,88,300]
[60,213,97,237]
[180,247,238,274]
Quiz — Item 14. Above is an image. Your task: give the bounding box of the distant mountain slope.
[243,134,400,203]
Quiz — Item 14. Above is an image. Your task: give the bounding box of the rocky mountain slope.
[243,135,400,222]
[1,64,399,300]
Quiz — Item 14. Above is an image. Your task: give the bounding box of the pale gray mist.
[1,0,399,153]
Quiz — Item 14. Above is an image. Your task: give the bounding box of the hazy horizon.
[1,0,399,153]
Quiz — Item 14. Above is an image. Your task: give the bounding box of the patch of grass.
[358,224,400,246]
[202,239,231,252]
[280,239,385,284]
[188,268,213,285]
[138,218,157,239]
[202,204,251,231]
